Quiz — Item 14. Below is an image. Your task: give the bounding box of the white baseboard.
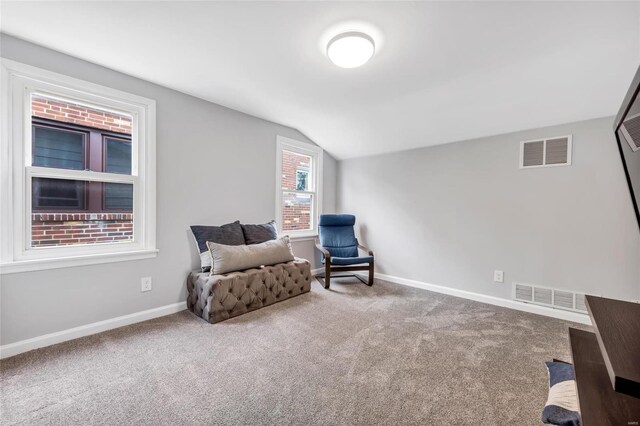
[3,272,588,359]
[0,301,187,359]
[357,272,592,325]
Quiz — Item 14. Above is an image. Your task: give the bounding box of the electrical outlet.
[493,270,504,283]
[141,277,152,292]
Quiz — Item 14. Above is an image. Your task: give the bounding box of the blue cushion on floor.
[325,255,374,265]
[542,361,581,426]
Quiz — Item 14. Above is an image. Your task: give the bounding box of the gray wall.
[0,35,336,345]
[338,117,640,303]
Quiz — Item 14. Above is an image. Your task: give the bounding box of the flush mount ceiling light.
[327,32,375,68]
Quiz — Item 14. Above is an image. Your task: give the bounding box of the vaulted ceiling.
[2,1,639,159]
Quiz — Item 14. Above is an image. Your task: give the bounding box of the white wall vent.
[520,135,572,168]
[513,282,588,313]
[534,286,553,305]
[553,290,574,310]
[574,293,587,312]
[620,113,640,152]
[514,283,533,302]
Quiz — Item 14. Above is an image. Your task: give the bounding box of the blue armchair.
[314,214,374,289]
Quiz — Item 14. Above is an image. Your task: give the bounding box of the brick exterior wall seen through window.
[31,213,133,247]
[281,150,312,231]
[30,95,133,247]
[32,95,132,135]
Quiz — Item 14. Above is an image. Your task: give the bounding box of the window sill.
[0,249,159,275]
[287,234,318,242]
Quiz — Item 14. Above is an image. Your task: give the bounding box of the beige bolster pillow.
[207,236,295,275]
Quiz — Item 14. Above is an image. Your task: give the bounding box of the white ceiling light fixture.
[327,31,375,68]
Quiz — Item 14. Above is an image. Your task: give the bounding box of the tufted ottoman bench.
[186,258,312,323]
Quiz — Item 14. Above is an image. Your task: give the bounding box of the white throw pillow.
[207,236,295,275]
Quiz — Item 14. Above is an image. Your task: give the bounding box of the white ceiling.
[1,1,639,159]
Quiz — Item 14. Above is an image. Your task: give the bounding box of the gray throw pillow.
[190,221,245,272]
[207,236,295,275]
[241,220,278,245]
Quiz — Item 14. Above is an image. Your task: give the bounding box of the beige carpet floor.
[1,277,586,425]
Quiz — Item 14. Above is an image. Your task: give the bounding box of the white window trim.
[519,134,573,169]
[0,59,157,274]
[275,135,323,240]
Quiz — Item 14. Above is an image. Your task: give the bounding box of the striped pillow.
[542,361,581,426]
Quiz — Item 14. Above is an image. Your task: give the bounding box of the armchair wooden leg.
[324,261,331,289]
[368,262,374,286]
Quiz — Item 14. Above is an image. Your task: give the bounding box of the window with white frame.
[0,60,157,273]
[276,136,322,237]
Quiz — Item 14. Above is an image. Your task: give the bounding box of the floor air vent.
[513,282,588,313]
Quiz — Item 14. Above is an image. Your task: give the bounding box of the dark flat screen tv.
[614,66,640,232]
